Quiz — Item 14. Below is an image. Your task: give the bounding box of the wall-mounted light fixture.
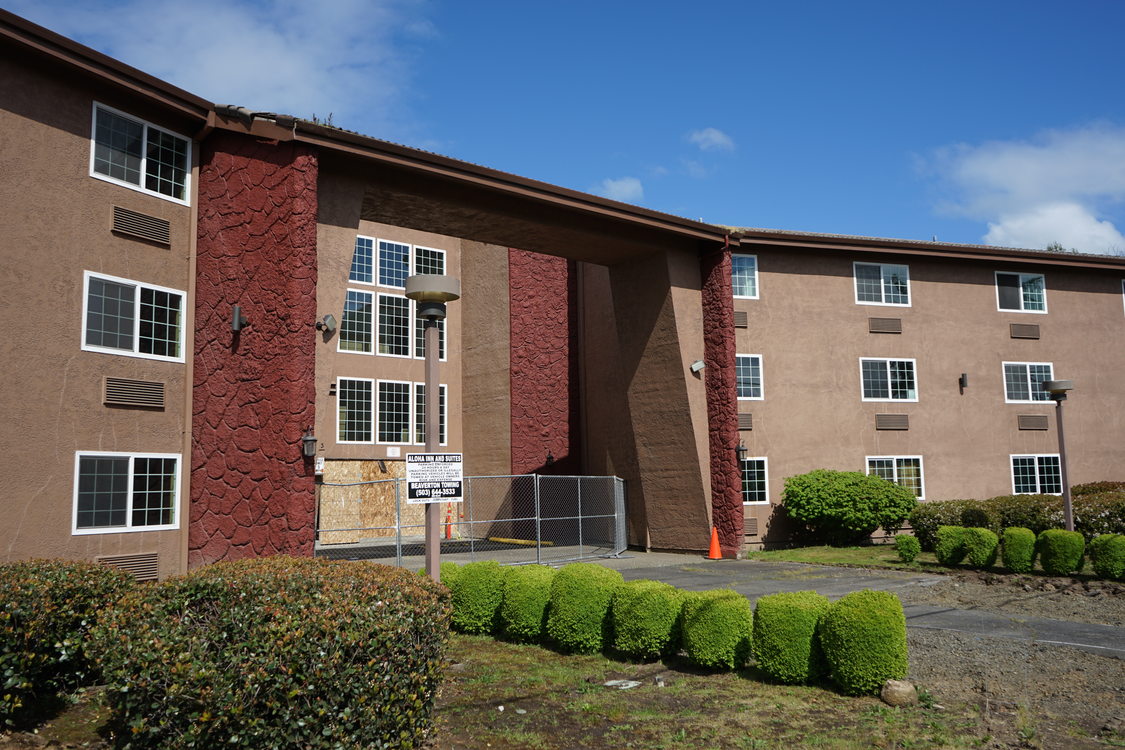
[690,360,706,373]
[231,304,249,333]
[301,428,317,458]
[546,451,555,467]
[736,442,748,462]
[958,373,968,394]
[316,314,337,334]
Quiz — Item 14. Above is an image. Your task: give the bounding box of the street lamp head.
[405,274,461,303]
[1043,379,1074,401]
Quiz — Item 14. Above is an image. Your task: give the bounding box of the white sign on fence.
[405,453,464,503]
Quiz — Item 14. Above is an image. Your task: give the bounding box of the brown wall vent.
[744,517,759,537]
[733,311,749,328]
[1010,323,1041,340]
[1017,414,1050,430]
[875,413,909,430]
[97,552,159,581]
[868,317,903,334]
[738,413,753,430]
[104,377,165,409]
[112,206,171,246]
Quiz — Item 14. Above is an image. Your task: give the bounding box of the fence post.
[534,474,542,565]
[576,477,583,557]
[467,477,475,561]
[394,479,403,567]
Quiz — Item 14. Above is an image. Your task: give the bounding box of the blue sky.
[12,0,1125,253]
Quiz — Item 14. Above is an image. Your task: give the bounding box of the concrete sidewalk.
[591,552,1125,659]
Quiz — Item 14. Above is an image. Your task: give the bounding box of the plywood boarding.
[318,460,426,544]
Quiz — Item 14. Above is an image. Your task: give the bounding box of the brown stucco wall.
[189,131,318,566]
[0,54,193,576]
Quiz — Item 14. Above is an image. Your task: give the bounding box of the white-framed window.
[736,354,763,400]
[73,452,179,534]
[378,240,410,288]
[337,378,374,443]
[349,236,375,284]
[1003,361,1053,403]
[854,262,910,306]
[996,271,1047,313]
[338,289,374,354]
[414,383,448,446]
[732,254,759,299]
[414,317,447,360]
[867,456,924,499]
[377,380,412,444]
[860,358,917,401]
[90,103,190,204]
[82,271,184,363]
[740,457,769,504]
[414,246,446,276]
[377,293,411,357]
[1011,454,1062,495]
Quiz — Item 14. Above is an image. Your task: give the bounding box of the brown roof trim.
[733,228,1125,270]
[0,9,211,122]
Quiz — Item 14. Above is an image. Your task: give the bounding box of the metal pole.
[1055,397,1074,532]
[424,316,441,580]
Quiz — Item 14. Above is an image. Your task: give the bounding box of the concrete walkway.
[592,552,1125,659]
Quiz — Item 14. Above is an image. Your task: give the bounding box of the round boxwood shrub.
[610,580,685,661]
[1001,527,1037,574]
[817,589,908,696]
[680,589,753,670]
[893,534,921,563]
[448,560,504,635]
[1088,534,1125,580]
[545,563,623,654]
[1036,529,1086,576]
[91,556,449,750]
[752,591,831,684]
[0,559,135,726]
[782,469,917,544]
[498,564,555,644]
[934,525,969,566]
[963,527,999,569]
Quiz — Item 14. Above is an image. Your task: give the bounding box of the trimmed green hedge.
[610,580,684,661]
[498,565,555,644]
[1072,481,1125,496]
[0,559,135,726]
[1000,527,1037,574]
[545,563,623,654]
[449,560,504,635]
[934,525,968,566]
[681,590,753,670]
[91,556,449,750]
[1036,529,1085,576]
[752,591,830,685]
[1088,534,1125,580]
[963,527,999,569]
[782,469,917,544]
[818,590,907,696]
[893,534,921,563]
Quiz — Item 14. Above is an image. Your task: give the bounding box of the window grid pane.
[86,278,135,350]
[867,458,895,481]
[414,247,445,276]
[131,457,176,527]
[76,456,130,529]
[1004,364,1029,401]
[144,127,188,200]
[855,263,883,302]
[740,458,767,503]
[882,265,909,305]
[339,291,373,353]
[378,295,410,356]
[1028,364,1052,401]
[1037,456,1061,493]
[378,382,411,443]
[338,379,373,442]
[732,255,757,297]
[379,241,410,287]
[736,355,762,398]
[138,287,181,358]
[414,384,447,445]
[349,237,374,283]
[861,360,889,399]
[1013,457,1038,493]
[1021,275,1046,311]
[93,109,143,185]
[889,360,915,400]
[895,458,923,497]
[415,317,446,359]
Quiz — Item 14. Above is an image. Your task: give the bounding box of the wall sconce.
[958,373,968,394]
[690,360,706,373]
[736,442,748,462]
[316,314,337,334]
[546,451,555,467]
[231,304,249,333]
[301,428,318,458]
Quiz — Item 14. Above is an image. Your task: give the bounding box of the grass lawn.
[747,543,944,571]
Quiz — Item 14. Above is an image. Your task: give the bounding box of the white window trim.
[994,271,1048,314]
[414,382,449,448]
[72,451,181,535]
[1002,361,1054,404]
[376,292,413,359]
[736,353,764,401]
[336,377,375,445]
[1010,454,1062,495]
[732,253,759,300]
[740,456,770,505]
[377,239,411,290]
[89,102,191,206]
[376,379,414,446]
[859,357,919,403]
[81,271,186,363]
[853,261,911,308]
[337,288,375,356]
[866,455,925,500]
[348,235,377,286]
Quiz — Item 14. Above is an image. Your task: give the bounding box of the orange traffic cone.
[707,527,722,560]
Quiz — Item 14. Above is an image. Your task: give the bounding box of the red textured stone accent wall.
[189,131,318,567]
[508,249,581,475]
[700,245,743,555]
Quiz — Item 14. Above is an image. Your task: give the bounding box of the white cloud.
[6,0,431,139]
[929,124,1125,254]
[681,159,711,179]
[596,177,644,203]
[687,127,735,152]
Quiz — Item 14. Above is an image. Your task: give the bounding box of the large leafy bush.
[545,563,622,654]
[91,556,449,750]
[0,560,134,726]
[751,591,830,685]
[818,589,907,696]
[610,580,684,661]
[498,565,555,644]
[448,560,504,635]
[1000,527,1037,573]
[908,500,976,551]
[680,590,752,670]
[782,470,917,544]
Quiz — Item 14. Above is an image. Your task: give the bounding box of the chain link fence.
[315,475,626,568]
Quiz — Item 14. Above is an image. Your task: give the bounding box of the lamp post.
[405,273,460,581]
[1043,379,1074,532]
